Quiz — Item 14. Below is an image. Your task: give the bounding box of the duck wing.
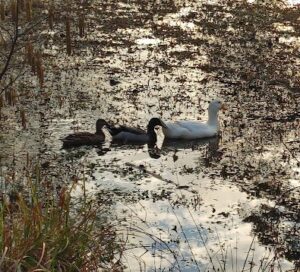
[108,125,146,136]
[63,132,93,140]
[176,121,218,137]
[174,121,207,132]
[62,132,104,147]
[163,122,191,139]
[163,121,216,139]
[113,131,149,144]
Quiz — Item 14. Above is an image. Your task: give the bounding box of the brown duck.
[62,119,108,148]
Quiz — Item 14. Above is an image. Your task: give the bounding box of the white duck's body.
[163,100,224,140]
[163,120,218,139]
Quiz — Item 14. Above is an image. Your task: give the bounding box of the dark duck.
[62,119,108,148]
[108,118,166,145]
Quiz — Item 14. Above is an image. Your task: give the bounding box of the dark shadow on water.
[61,144,111,159]
[109,137,221,160]
[110,141,162,159]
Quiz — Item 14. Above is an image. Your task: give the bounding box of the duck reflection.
[109,136,221,161]
[63,136,221,162]
[62,145,111,159]
[156,136,221,164]
[147,142,161,159]
[162,136,219,151]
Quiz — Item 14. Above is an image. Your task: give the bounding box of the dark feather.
[108,125,145,136]
[64,132,94,140]
[62,133,104,148]
[61,118,108,148]
[107,118,165,145]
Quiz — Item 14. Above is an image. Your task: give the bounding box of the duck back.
[113,131,150,144]
[109,125,145,136]
[163,121,217,139]
[62,132,104,148]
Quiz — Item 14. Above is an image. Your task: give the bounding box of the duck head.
[208,99,222,111]
[96,119,109,134]
[207,100,225,126]
[147,118,167,130]
[147,118,167,143]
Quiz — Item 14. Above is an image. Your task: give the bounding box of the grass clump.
[0,176,122,271]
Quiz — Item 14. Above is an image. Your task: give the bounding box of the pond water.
[69,138,296,271]
[0,0,299,271]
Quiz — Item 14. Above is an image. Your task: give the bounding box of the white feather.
[162,100,224,140]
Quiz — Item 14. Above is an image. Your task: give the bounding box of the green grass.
[0,175,122,271]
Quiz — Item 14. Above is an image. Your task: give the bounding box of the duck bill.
[160,120,168,129]
[220,104,227,112]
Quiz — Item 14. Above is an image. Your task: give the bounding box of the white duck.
[162,99,225,140]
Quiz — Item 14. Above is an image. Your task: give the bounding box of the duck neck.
[95,128,104,135]
[147,126,157,142]
[207,110,219,127]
